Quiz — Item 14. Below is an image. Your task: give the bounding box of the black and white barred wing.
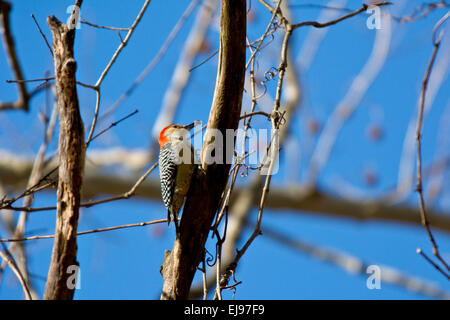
[159,145,177,210]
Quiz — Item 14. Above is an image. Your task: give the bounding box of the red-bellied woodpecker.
[158,122,197,231]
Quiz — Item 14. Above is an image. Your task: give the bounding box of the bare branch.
[6,88,58,300]
[30,13,53,57]
[263,225,450,299]
[0,244,32,299]
[245,0,283,70]
[88,109,138,144]
[80,160,158,208]
[1,159,157,214]
[0,105,139,210]
[101,0,203,126]
[395,37,449,203]
[0,0,29,111]
[44,5,85,299]
[393,1,449,23]
[80,18,129,31]
[291,1,391,29]
[189,50,218,72]
[0,218,168,243]
[2,150,450,232]
[417,248,450,280]
[6,77,54,83]
[85,0,152,145]
[415,12,450,277]
[94,0,151,88]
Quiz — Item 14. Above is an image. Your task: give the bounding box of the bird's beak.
[183,121,197,131]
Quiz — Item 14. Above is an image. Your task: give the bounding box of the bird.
[158,122,197,232]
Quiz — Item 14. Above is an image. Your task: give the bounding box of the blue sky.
[0,0,449,299]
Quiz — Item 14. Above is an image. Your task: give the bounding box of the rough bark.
[160,0,246,300]
[44,7,84,300]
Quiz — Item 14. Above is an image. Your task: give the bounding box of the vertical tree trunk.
[160,0,246,300]
[44,6,84,300]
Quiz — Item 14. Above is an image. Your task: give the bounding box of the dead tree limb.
[160,0,246,300]
[0,0,29,111]
[44,1,85,300]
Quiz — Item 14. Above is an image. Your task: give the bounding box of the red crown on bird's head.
[158,122,199,147]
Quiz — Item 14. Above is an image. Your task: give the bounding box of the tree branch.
[1,150,450,233]
[160,0,246,300]
[85,0,152,146]
[0,244,32,299]
[0,218,168,243]
[262,224,450,299]
[415,12,450,278]
[307,5,392,184]
[0,0,29,111]
[291,1,391,29]
[44,1,85,299]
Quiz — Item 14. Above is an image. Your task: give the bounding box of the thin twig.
[76,81,97,90]
[85,0,152,146]
[0,244,32,299]
[94,0,152,88]
[0,0,29,111]
[30,14,53,56]
[289,3,353,12]
[415,12,450,276]
[6,77,54,83]
[394,13,450,203]
[218,6,292,291]
[392,1,449,23]
[7,85,58,299]
[101,0,202,122]
[239,110,271,120]
[212,209,229,300]
[211,149,257,232]
[86,89,101,146]
[0,178,56,210]
[0,218,169,243]
[417,248,450,280]
[189,33,279,73]
[242,37,259,145]
[3,159,156,213]
[245,0,283,71]
[8,78,97,91]
[80,160,158,208]
[88,109,138,144]
[80,18,129,31]
[0,109,139,211]
[292,1,391,29]
[257,0,286,22]
[189,50,218,72]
